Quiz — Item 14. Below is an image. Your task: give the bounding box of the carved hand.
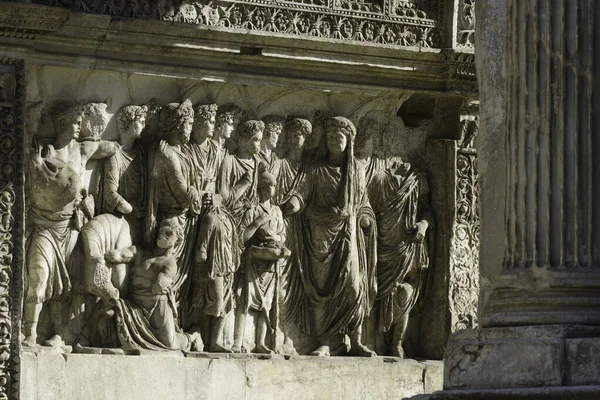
[105,249,121,263]
[116,200,133,215]
[284,197,300,215]
[359,216,371,229]
[410,220,429,243]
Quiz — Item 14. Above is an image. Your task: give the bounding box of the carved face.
[64,115,83,140]
[258,180,276,201]
[179,117,194,143]
[217,120,234,139]
[192,115,216,142]
[130,116,146,138]
[156,225,178,249]
[263,127,280,150]
[288,129,306,150]
[326,129,347,155]
[241,131,263,155]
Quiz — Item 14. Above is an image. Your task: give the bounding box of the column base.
[442,325,600,391]
[426,385,600,400]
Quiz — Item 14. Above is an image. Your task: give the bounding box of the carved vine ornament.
[22,98,434,359]
[31,0,449,47]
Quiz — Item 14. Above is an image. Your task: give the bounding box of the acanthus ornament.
[31,0,444,47]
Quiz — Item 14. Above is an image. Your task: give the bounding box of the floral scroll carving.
[456,0,475,48]
[449,114,479,332]
[31,0,445,48]
[0,58,25,400]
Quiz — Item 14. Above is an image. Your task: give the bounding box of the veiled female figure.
[284,116,377,357]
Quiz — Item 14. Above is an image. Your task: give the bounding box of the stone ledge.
[443,326,600,390]
[20,351,442,400]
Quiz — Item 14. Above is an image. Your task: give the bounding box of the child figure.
[232,171,290,354]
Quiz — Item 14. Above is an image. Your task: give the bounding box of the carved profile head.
[159,99,194,144]
[215,104,243,139]
[192,103,218,142]
[262,115,285,151]
[325,116,356,155]
[257,170,276,201]
[355,117,376,159]
[237,120,265,156]
[157,217,184,249]
[117,104,148,142]
[53,103,84,142]
[285,118,312,151]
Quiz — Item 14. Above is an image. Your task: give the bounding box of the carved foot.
[43,334,65,348]
[231,344,246,354]
[22,334,38,347]
[277,342,298,356]
[210,343,233,353]
[390,343,406,358]
[348,343,376,357]
[309,345,330,357]
[190,332,204,352]
[254,343,274,354]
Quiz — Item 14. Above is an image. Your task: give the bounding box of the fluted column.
[482,0,600,327]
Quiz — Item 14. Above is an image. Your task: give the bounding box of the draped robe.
[290,158,377,339]
[368,168,431,332]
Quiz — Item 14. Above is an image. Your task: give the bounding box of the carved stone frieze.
[449,112,479,332]
[31,0,445,47]
[0,4,69,39]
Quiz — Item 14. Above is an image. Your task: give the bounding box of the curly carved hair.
[159,99,194,136]
[52,102,84,133]
[117,104,148,136]
[238,120,265,139]
[215,104,243,129]
[262,115,285,134]
[194,103,218,123]
[285,118,312,138]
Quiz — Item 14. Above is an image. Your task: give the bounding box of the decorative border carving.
[456,0,475,48]
[0,58,25,400]
[0,4,69,39]
[449,112,479,332]
[30,0,445,47]
[447,52,476,80]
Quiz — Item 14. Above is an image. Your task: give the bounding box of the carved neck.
[154,247,172,257]
[53,135,73,150]
[328,151,346,165]
[287,148,302,163]
[120,136,136,151]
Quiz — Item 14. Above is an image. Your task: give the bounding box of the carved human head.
[237,120,264,156]
[215,104,243,139]
[325,116,355,155]
[157,217,184,249]
[285,118,312,150]
[257,170,276,201]
[262,115,285,151]
[355,118,375,159]
[117,105,148,141]
[53,104,84,142]
[192,103,218,142]
[159,99,194,144]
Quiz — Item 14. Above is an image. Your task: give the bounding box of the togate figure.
[284,116,377,357]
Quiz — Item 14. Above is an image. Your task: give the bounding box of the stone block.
[20,352,442,400]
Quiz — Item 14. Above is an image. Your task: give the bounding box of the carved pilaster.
[449,110,479,332]
[0,58,25,400]
[483,0,600,326]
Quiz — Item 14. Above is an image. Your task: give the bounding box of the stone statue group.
[23,98,432,357]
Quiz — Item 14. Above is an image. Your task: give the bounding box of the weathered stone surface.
[21,352,441,400]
